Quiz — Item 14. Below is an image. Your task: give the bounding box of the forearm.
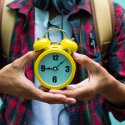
[101,75,125,107]
[0,68,11,94]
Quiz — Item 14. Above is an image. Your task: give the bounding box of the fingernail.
[73,52,80,59]
[69,99,76,104]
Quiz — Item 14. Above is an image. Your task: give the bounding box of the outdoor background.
[0,0,125,125]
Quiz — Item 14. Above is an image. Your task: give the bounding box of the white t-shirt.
[30,8,72,125]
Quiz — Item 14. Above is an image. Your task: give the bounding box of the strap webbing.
[0,0,5,39]
[90,0,115,52]
[1,0,16,57]
[108,0,115,32]
[0,0,6,68]
[90,0,115,65]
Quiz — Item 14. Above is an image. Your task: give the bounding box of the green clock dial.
[34,49,76,89]
[38,53,72,86]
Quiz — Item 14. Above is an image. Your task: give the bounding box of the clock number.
[53,55,59,61]
[52,76,57,83]
[41,65,45,72]
[65,66,70,72]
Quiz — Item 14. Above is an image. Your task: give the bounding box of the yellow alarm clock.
[33,29,78,89]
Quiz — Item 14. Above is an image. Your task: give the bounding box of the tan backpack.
[90,0,115,64]
[0,0,115,67]
[0,0,16,68]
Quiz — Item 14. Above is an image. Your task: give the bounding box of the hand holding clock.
[50,52,125,106]
[0,51,76,104]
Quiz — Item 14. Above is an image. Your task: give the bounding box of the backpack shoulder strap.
[90,0,115,64]
[0,0,16,58]
[0,0,6,68]
[0,0,5,37]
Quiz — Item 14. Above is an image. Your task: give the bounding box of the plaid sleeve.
[104,99,125,121]
[104,3,125,121]
[108,3,125,81]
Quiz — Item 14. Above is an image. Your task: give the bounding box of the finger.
[49,89,75,98]
[39,85,49,92]
[41,92,76,104]
[73,52,93,66]
[23,81,76,104]
[14,51,37,69]
[66,85,76,90]
[72,52,101,74]
[49,79,91,99]
[67,78,89,90]
[38,85,76,103]
[66,83,83,90]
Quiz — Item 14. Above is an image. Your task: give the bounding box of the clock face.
[34,50,76,89]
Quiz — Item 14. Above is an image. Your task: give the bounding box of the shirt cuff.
[104,99,125,122]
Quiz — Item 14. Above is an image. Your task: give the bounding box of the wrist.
[100,75,125,106]
[100,74,116,94]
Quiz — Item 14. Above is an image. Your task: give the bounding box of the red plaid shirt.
[0,0,125,125]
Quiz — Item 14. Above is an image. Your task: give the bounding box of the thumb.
[14,51,38,69]
[72,52,101,74]
[66,85,76,90]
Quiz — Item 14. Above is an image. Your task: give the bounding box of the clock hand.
[44,59,66,71]
[56,59,66,69]
[45,67,59,71]
[45,67,54,70]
